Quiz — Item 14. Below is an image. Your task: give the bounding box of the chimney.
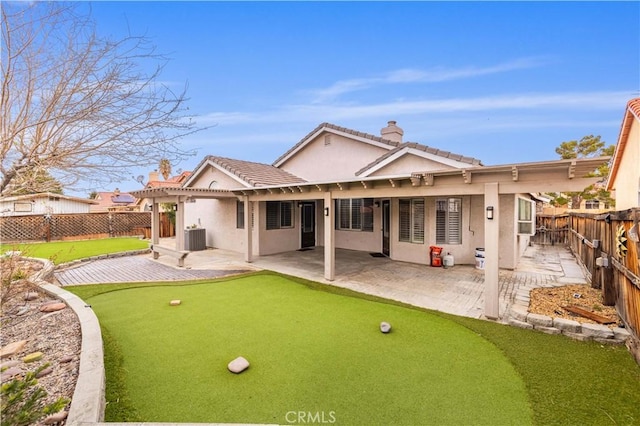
[381,120,403,143]
[113,188,120,196]
[149,170,159,183]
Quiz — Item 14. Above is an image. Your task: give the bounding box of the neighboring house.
[131,120,605,319]
[0,192,96,216]
[138,170,192,211]
[607,98,640,209]
[90,189,138,212]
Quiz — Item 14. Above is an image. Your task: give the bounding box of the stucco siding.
[279,133,390,181]
[612,117,640,209]
[368,154,456,177]
[188,164,248,190]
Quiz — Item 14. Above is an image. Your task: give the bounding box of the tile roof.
[355,142,483,176]
[206,156,307,187]
[90,191,138,212]
[146,171,192,188]
[273,122,403,166]
[273,122,483,170]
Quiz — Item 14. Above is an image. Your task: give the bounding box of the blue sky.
[88,1,639,189]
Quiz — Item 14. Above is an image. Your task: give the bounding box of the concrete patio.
[57,241,588,321]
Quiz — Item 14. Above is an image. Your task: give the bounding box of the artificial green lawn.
[69,272,640,425]
[0,237,148,264]
[78,273,532,425]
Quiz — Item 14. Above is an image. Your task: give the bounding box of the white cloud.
[308,57,549,103]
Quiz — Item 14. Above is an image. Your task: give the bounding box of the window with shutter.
[336,198,373,231]
[236,200,244,229]
[266,201,293,230]
[436,198,462,244]
[399,198,424,243]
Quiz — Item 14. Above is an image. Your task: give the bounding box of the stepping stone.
[380,322,392,333]
[43,411,68,425]
[23,352,43,363]
[169,300,181,306]
[0,340,27,359]
[228,356,250,374]
[39,302,66,313]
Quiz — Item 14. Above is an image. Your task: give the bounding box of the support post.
[484,182,500,319]
[244,196,253,263]
[324,192,335,281]
[151,200,160,259]
[175,198,185,252]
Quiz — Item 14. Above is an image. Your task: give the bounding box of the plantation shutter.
[362,198,374,232]
[412,199,425,243]
[448,198,461,244]
[236,200,244,229]
[280,201,293,228]
[339,199,350,229]
[351,198,362,230]
[399,199,411,242]
[436,199,447,244]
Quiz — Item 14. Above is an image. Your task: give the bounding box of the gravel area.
[529,283,620,326]
[1,257,81,425]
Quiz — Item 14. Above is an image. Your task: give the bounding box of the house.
[0,192,96,216]
[131,120,606,319]
[607,98,640,209]
[137,170,193,211]
[89,189,139,212]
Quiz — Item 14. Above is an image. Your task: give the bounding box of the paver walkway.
[55,256,249,285]
[54,242,588,321]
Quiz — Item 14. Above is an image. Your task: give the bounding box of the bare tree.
[1,3,201,195]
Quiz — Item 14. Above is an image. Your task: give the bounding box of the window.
[236,200,244,229]
[436,198,461,244]
[266,201,293,230]
[517,197,535,235]
[584,200,600,209]
[399,199,425,243]
[336,198,373,231]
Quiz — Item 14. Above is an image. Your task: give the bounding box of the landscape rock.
[0,367,23,381]
[24,291,39,301]
[228,356,250,373]
[380,322,392,333]
[613,327,631,341]
[23,352,43,363]
[169,300,181,306]
[533,326,561,335]
[59,355,74,364]
[43,411,68,425]
[39,302,66,313]
[0,340,28,359]
[0,360,21,369]
[17,306,30,316]
[36,366,54,378]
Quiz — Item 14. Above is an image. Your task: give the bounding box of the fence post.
[592,238,601,289]
[601,253,616,306]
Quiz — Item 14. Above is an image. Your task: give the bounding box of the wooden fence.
[532,214,570,245]
[564,208,640,363]
[0,212,174,242]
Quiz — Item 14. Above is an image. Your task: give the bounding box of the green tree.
[549,135,614,209]
[8,169,63,196]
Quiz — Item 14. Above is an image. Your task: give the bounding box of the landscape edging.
[29,257,106,425]
[505,287,631,344]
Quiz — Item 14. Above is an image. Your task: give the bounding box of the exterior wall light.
[324,207,330,216]
[173,204,178,212]
[486,206,494,220]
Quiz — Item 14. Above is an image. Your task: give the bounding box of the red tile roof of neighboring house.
[90,191,138,212]
[146,171,192,188]
[607,98,640,190]
[205,156,307,187]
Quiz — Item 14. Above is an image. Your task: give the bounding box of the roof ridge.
[272,122,401,166]
[207,155,306,187]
